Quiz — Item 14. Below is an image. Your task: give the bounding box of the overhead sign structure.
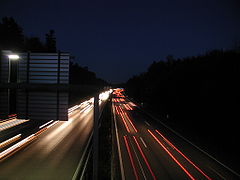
[0,50,69,84]
[0,50,70,121]
[17,90,68,121]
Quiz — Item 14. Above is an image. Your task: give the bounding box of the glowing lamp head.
[8,54,20,60]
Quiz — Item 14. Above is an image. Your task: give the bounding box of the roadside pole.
[93,93,99,180]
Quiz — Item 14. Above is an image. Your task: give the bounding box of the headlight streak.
[68,104,81,114]
[0,114,17,125]
[0,134,36,161]
[155,130,212,180]
[0,90,112,161]
[0,119,62,160]
[0,134,21,149]
[40,103,94,155]
[68,94,98,115]
[46,121,59,129]
[39,120,54,129]
[148,129,195,180]
[69,90,112,113]
[0,119,29,132]
[99,89,112,101]
[79,104,92,114]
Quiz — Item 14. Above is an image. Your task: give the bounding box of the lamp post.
[7,54,19,115]
[8,54,19,83]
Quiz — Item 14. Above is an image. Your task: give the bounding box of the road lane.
[0,90,112,180]
[0,105,94,180]
[112,93,240,180]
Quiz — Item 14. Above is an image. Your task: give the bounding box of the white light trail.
[0,134,35,160]
[0,134,21,149]
[39,120,54,129]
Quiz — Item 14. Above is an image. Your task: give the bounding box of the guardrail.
[72,132,93,180]
[72,90,112,180]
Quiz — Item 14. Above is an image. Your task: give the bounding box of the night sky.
[1,0,240,83]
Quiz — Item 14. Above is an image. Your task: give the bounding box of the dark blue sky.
[1,0,240,83]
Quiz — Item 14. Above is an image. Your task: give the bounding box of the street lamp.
[7,53,20,115]
[8,54,20,83]
[8,54,20,60]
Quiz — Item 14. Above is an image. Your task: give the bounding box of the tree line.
[126,50,240,120]
[0,17,56,52]
[0,16,107,86]
[125,50,240,171]
[69,62,108,85]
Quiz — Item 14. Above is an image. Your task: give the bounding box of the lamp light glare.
[8,55,19,60]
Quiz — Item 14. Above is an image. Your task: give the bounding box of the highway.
[0,90,111,180]
[112,90,240,180]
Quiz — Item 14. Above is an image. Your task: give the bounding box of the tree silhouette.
[69,62,108,86]
[24,37,45,52]
[125,49,240,172]
[0,17,24,51]
[0,17,58,53]
[45,29,56,52]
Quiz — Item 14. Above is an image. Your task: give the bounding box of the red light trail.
[123,136,139,180]
[148,129,195,180]
[155,130,211,180]
[133,136,156,180]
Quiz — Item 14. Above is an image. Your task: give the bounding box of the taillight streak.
[115,106,120,115]
[114,101,130,132]
[118,106,138,133]
[126,104,133,110]
[148,129,195,180]
[119,111,131,133]
[155,130,211,180]
[123,136,139,180]
[133,136,156,180]
[124,112,138,133]
[123,104,131,110]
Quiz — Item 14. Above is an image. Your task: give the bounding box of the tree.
[0,17,59,52]
[45,29,56,52]
[69,62,108,85]
[24,37,45,52]
[0,17,24,51]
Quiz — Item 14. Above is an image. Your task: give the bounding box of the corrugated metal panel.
[16,90,68,121]
[1,51,69,121]
[0,90,9,120]
[0,51,10,83]
[18,52,69,84]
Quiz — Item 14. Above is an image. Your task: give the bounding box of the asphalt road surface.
[112,96,240,180]
[0,96,108,180]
